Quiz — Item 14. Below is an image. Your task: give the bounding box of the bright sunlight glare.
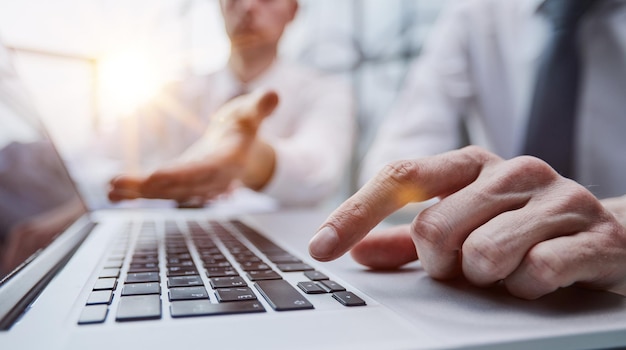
[98,49,167,119]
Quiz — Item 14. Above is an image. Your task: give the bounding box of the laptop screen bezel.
[0,63,94,329]
[0,215,95,330]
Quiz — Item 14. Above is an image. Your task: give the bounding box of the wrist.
[240,140,275,191]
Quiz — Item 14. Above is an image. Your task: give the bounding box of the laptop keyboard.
[77,220,365,325]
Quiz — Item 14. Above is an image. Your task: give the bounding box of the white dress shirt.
[102,59,355,207]
[361,0,626,199]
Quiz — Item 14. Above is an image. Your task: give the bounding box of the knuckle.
[329,200,371,229]
[460,145,501,165]
[545,181,602,219]
[522,246,565,290]
[503,156,558,187]
[411,208,453,251]
[462,234,508,280]
[376,161,424,204]
[379,160,421,188]
[562,183,599,212]
[477,156,559,198]
[462,145,491,160]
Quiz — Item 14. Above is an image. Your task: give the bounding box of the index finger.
[308,146,498,261]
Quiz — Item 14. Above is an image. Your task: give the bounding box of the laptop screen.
[0,74,88,281]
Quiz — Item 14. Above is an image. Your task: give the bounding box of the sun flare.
[98,49,167,119]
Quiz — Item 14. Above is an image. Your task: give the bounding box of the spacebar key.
[116,295,161,321]
[255,280,314,311]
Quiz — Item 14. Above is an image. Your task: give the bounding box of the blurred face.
[220,0,298,49]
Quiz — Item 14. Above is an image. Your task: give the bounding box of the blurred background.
[0,0,451,208]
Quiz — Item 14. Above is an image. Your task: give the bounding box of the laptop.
[5,77,626,350]
[0,79,437,349]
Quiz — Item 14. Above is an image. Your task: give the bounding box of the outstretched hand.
[108,90,279,205]
[309,146,626,299]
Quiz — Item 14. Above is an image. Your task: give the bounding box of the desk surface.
[246,209,626,350]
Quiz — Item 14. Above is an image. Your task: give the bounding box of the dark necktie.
[522,0,596,179]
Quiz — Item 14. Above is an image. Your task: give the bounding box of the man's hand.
[309,146,626,299]
[601,195,626,228]
[108,90,279,204]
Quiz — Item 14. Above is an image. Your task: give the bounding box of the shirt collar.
[223,58,281,93]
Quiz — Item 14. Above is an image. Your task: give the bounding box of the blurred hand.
[108,90,279,205]
[309,146,626,299]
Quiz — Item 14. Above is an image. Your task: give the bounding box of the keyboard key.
[215,287,257,302]
[86,290,114,305]
[254,280,314,311]
[232,254,261,263]
[93,278,117,291]
[170,300,265,318]
[78,305,108,325]
[131,257,158,265]
[332,291,366,307]
[128,262,159,273]
[133,254,158,261]
[210,276,247,288]
[266,254,302,264]
[205,267,239,278]
[203,261,232,268]
[319,280,346,292]
[116,295,161,321]
[99,268,120,278]
[167,260,195,268]
[297,281,326,294]
[104,259,124,268]
[169,286,210,301]
[246,270,282,281]
[276,263,314,272]
[127,266,160,273]
[168,257,191,265]
[168,275,204,287]
[167,266,199,277]
[165,247,188,255]
[126,272,160,283]
[202,257,228,265]
[240,262,271,271]
[229,221,285,254]
[167,253,190,261]
[201,253,223,260]
[303,270,329,281]
[122,282,161,296]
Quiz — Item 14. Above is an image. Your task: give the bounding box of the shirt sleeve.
[359,2,475,186]
[261,73,355,207]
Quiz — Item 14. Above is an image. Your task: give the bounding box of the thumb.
[252,89,279,119]
[224,89,279,132]
[350,225,418,269]
[182,90,280,161]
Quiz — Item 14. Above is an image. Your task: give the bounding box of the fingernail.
[309,226,338,260]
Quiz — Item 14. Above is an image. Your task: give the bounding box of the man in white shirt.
[361,0,626,200]
[308,0,626,299]
[106,0,354,208]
